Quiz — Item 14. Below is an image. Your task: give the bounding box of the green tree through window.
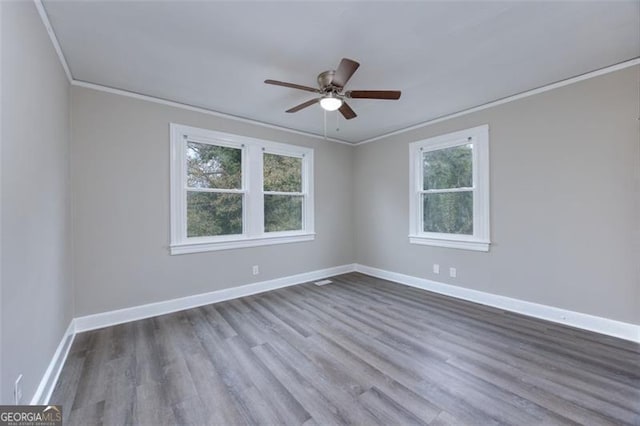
[263,153,303,232]
[186,142,243,237]
[422,144,473,234]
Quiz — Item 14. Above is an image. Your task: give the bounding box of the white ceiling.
[43,1,640,144]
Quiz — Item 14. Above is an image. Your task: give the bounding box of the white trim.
[409,125,490,251]
[355,58,640,146]
[74,264,356,333]
[70,58,640,148]
[33,0,72,83]
[354,264,640,343]
[72,81,352,145]
[170,232,315,255]
[30,320,76,404]
[408,236,490,252]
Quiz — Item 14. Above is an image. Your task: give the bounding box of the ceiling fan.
[265,58,401,120]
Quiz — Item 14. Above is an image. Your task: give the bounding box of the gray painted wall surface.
[71,87,355,316]
[1,1,73,403]
[354,65,640,324]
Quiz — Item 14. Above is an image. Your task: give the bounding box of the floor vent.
[314,279,333,286]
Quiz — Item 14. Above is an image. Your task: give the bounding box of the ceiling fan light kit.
[265,58,401,120]
[319,94,342,111]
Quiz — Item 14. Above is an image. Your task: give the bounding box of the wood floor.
[51,273,640,425]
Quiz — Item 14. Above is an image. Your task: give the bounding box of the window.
[409,125,490,251]
[170,124,314,254]
[263,153,304,232]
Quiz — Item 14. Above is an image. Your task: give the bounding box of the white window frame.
[409,124,490,252]
[170,123,314,255]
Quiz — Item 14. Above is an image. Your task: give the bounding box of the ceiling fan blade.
[346,90,401,100]
[286,98,320,113]
[331,58,360,88]
[339,102,357,120]
[265,79,319,93]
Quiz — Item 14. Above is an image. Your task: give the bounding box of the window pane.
[263,153,302,192]
[264,194,302,232]
[423,144,472,190]
[187,142,242,189]
[187,191,242,237]
[423,191,473,235]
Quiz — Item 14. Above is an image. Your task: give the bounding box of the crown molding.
[354,57,640,146]
[71,81,352,146]
[70,57,640,147]
[34,0,72,83]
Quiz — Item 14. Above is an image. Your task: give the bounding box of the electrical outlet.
[433,264,440,274]
[14,374,23,404]
[252,265,259,275]
[449,267,457,278]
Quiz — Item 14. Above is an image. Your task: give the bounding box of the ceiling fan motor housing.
[317,70,338,92]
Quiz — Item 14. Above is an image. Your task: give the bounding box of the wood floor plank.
[225,335,311,425]
[252,343,351,425]
[68,328,112,411]
[308,333,442,424]
[358,386,428,426]
[429,410,463,426]
[50,272,640,425]
[132,383,177,426]
[182,351,247,424]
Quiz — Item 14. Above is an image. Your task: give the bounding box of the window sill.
[409,235,490,252]
[170,232,315,255]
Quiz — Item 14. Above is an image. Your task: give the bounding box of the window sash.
[186,140,243,191]
[186,191,245,238]
[418,187,473,194]
[421,143,473,191]
[262,151,306,193]
[264,193,305,233]
[418,141,477,237]
[262,150,307,233]
[263,191,305,196]
[186,187,247,194]
[419,191,474,235]
[182,137,248,239]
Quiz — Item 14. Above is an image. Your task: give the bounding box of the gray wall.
[1,1,73,403]
[354,65,640,325]
[72,66,639,325]
[71,87,355,316]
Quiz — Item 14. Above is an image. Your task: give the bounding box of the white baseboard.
[31,320,76,405]
[355,264,640,343]
[74,264,356,333]
[34,262,638,405]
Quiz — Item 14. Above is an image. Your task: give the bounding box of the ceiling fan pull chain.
[324,109,327,140]
[336,111,340,132]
